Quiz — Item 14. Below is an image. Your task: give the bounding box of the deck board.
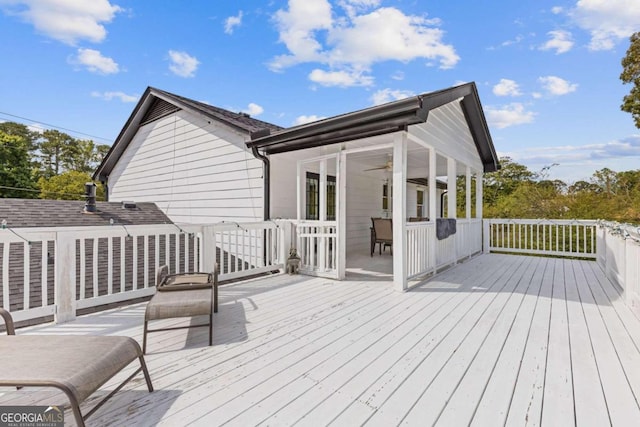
[2,254,640,427]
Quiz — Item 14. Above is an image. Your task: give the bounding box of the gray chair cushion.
[145,288,212,320]
[0,335,141,403]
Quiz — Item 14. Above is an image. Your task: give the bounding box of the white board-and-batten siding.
[107,110,264,224]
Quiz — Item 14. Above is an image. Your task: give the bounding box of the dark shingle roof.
[0,199,172,228]
[94,86,282,181]
[152,88,282,134]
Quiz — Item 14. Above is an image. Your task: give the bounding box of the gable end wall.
[107,110,264,224]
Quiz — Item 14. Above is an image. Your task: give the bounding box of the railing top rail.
[486,218,598,226]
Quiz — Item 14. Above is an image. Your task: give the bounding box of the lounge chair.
[142,264,218,354]
[0,308,153,427]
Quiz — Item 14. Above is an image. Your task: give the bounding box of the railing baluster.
[108,237,113,295]
[80,239,86,300]
[23,241,30,310]
[41,241,48,308]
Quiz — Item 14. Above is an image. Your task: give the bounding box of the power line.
[0,185,106,200]
[0,111,113,143]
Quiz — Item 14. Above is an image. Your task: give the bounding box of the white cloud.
[371,88,415,105]
[540,30,574,54]
[485,103,535,129]
[167,50,199,78]
[0,0,122,45]
[224,11,243,34]
[338,0,381,17]
[551,6,564,14]
[243,102,264,116]
[72,48,119,74]
[309,69,373,87]
[569,0,640,50]
[391,70,404,81]
[294,114,326,125]
[90,91,138,102]
[500,134,640,181]
[538,75,578,96]
[270,1,458,87]
[493,79,522,97]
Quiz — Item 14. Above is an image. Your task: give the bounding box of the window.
[306,172,336,220]
[382,182,390,211]
[417,190,424,217]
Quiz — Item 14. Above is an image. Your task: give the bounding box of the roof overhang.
[247,82,499,173]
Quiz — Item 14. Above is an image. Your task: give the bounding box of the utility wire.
[0,185,106,200]
[0,111,112,142]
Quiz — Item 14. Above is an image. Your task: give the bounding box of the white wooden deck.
[2,253,640,426]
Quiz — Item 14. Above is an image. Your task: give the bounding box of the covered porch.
[252,83,496,291]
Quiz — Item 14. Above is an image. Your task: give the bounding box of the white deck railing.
[1,221,286,324]
[484,219,597,259]
[596,222,640,316]
[294,221,338,278]
[406,219,483,279]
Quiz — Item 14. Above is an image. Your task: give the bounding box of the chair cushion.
[0,335,141,403]
[145,288,212,321]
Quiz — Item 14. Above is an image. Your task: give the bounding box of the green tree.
[63,139,110,173]
[0,130,38,198]
[37,129,76,178]
[621,32,640,128]
[0,121,39,151]
[38,170,104,201]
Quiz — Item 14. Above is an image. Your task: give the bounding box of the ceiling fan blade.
[364,165,389,171]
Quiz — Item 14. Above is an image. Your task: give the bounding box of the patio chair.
[0,308,153,427]
[371,217,393,256]
[142,264,218,354]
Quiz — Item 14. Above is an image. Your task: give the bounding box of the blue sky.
[0,0,638,183]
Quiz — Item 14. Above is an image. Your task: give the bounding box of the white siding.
[108,111,264,224]
[408,101,484,172]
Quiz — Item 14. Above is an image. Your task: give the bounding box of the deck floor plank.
[577,261,640,424]
[470,256,548,426]
[505,254,556,427]
[2,254,640,427]
[565,259,611,427]
[361,255,531,426]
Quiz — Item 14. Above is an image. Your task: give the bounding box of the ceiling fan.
[364,154,393,172]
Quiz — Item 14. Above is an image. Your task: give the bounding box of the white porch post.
[319,159,327,271]
[466,166,472,220]
[296,161,303,221]
[54,232,76,323]
[337,151,346,279]
[447,157,457,219]
[447,157,457,265]
[476,172,483,219]
[428,147,437,273]
[393,132,408,291]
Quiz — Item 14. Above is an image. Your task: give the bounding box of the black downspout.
[250,146,270,221]
[251,146,271,267]
[102,180,109,201]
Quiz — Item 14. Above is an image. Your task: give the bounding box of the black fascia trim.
[262,120,414,155]
[150,89,256,136]
[93,87,153,181]
[248,96,422,149]
[460,91,499,172]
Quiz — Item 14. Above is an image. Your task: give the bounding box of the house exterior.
[95,83,499,290]
[94,87,282,224]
